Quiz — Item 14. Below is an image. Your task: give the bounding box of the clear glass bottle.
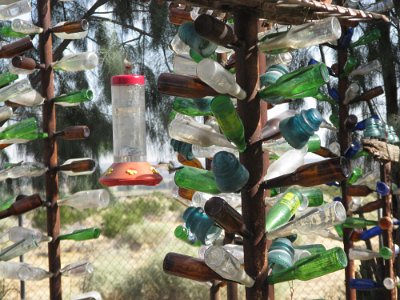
[343,83,360,105]
[71,291,102,300]
[12,19,43,34]
[197,59,246,100]
[60,261,93,277]
[349,247,392,260]
[0,78,31,102]
[0,226,50,244]
[192,191,242,211]
[52,52,98,72]
[0,107,13,123]
[192,144,238,158]
[262,135,320,156]
[0,0,31,21]
[204,246,254,287]
[1,162,47,180]
[258,17,341,54]
[349,59,381,78]
[8,89,44,106]
[57,189,110,210]
[173,54,198,76]
[0,261,52,281]
[169,33,190,56]
[0,237,39,261]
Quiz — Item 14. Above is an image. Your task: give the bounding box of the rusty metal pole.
[235,9,268,300]
[381,162,397,300]
[38,0,62,299]
[336,14,356,299]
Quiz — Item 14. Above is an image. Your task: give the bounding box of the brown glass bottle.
[347,185,374,197]
[55,126,90,140]
[12,56,40,71]
[158,73,218,98]
[194,14,239,47]
[262,157,350,189]
[163,252,227,282]
[204,197,251,238]
[51,20,89,34]
[56,159,96,173]
[178,187,195,201]
[0,194,42,219]
[168,6,192,25]
[313,146,338,158]
[349,87,384,105]
[354,199,383,214]
[0,37,34,58]
[177,153,203,169]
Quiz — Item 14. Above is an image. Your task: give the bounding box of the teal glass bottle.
[258,63,329,104]
[268,238,294,273]
[210,95,246,152]
[279,108,322,149]
[178,22,217,58]
[183,207,222,245]
[212,151,249,193]
[172,97,213,117]
[175,166,220,194]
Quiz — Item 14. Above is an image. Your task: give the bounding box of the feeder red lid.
[99,161,162,187]
[111,75,145,86]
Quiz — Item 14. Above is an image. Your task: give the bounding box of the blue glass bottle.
[344,141,361,159]
[353,115,379,131]
[178,22,217,58]
[212,151,249,193]
[279,109,322,149]
[338,27,354,49]
[183,207,222,245]
[349,279,383,290]
[268,238,294,273]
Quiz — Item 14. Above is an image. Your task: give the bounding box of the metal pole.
[18,215,25,300]
[235,9,269,300]
[381,162,397,300]
[38,0,62,299]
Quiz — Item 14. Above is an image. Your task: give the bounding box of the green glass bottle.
[0,197,13,211]
[174,225,202,247]
[300,188,324,207]
[293,244,326,255]
[210,95,246,152]
[347,167,363,185]
[174,166,220,194]
[265,189,305,232]
[342,217,378,229]
[259,63,329,103]
[342,56,359,77]
[350,29,381,49]
[0,72,18,89]
[0,25,26,39]
[314,92,336,106]
[52,89,93,106]
[58,228,101,241]
[0,118,48,142]
[267,247,347,284]
[173,97,213,117]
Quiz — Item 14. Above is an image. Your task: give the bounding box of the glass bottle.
[258,17,341,54]
[192,191,241,211]
[192,144,239,158]
[8,89,45,107]
[173,97,212,117]
[175,166,220,194]
[211,95,246,151]
[0,72,18,88]
[293,244,326,255]
[265,189,307,232]
[0,197,13,211]
[267,201,347,239]
[349,59,381,77]
[12,19,43,34]
[72,291,102,300]
[52,52,98,72]
[55,125,90,140]
[158,73,219,98]
[51,20,89,40]
[57,189,110,210]
[163,252,226,282]
[174,225,202,247]
[259,64,329,103]
[266,52,292,66]
[0,78,31,102]
[343,83,360,105]
[267,247,347,284]
[0,261,52,281]
[262,157,350,189]
[168,114,234,148]
[349,29,381,49]
[0,194,43,220]
[0,25,26,39]
[0,0,31,21]
[57,158,96,176]
[204,246,255,287]
[178,22,217,58]
[347,167,363,184]
[279,108,322,149]
[0,237,39,261]
[60,261,93,277]
[342,56,359,77]
[11,56,39,72]
[58,227,100,241]
[212,151,249,193]
[168,5,193,25]
[349,279,383,290]
[349,247,393,260]
[258,110,296,142]
[169,33,190,56]
[194,14,238,47]
[52,89,93,106]
[262,135,320,156]
[183,207,222,245]
[264,146,307,181]
[171,139,194,161]
[268,238,295,272]
[173,54,198,76]
[342,217,378,229]
[197,59,246,100]
[265,187,322,208]
[384,276,400,290]
[0,226,50,244]
[204,197,250,237]
[0,37,33,58]
[5,162,47,179]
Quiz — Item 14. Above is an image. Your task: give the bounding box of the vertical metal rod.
[337,25,356,300]
[381,162,397,300]
[209,281,221,300]
[38,0,61,299]
[235,9,268,300]
[18,215,25,300]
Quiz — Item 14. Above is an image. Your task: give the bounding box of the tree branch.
[90,16,153,38]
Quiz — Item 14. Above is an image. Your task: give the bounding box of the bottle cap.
[174,225,188,239]
[111,74,145,85]
[376,181,390,196]
[384,277,395,290]
[307,134,321,152]
[379,247,393,260]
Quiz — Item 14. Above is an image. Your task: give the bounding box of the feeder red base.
[99,162,163,186]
